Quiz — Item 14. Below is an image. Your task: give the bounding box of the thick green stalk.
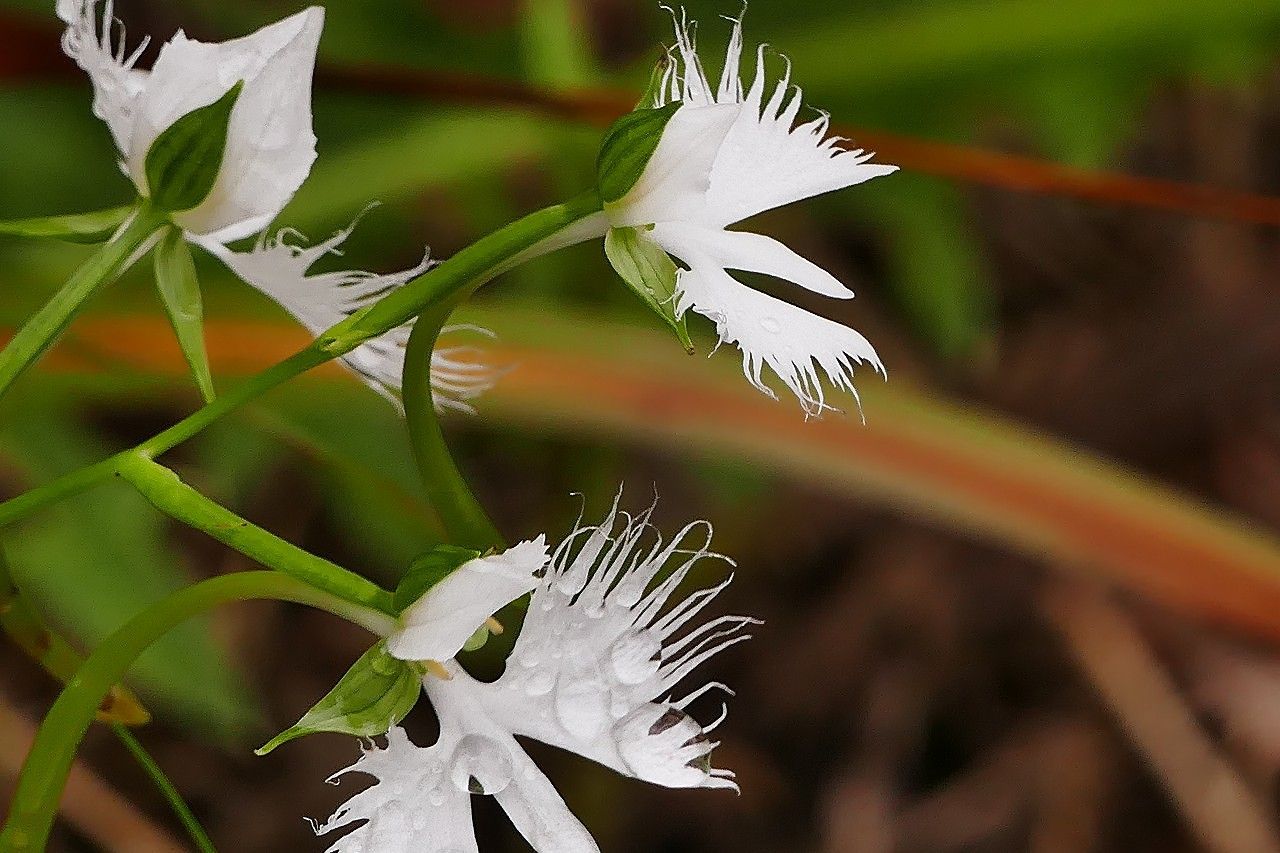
[0,203,166,402]
[0,572,384,852]
[114,452,398,619]
[403,305,503,550]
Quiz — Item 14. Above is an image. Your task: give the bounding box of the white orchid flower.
[387,537,548,663]
[57,0,323,243]
[193,216,506,413]
[318,499,756,852]
[601,11,897,416]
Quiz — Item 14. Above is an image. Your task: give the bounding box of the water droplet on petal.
[610,631,662,685]
[525,669,556,696]
[555,677,610,739]
[760,317,782,334]
[448,735,513,795]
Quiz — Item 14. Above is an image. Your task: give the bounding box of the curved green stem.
[404,306,504,550]
[0,202,166,403]
[0,192,605,531]
[114,452,398,620]
[111,724,217,853]
[0,571,379,852]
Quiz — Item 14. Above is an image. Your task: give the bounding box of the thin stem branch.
[0,192,605,533]
[111,725,217,853]
[0,571,382,852]
[114,452,398,623]
[0,203,165,402]
[403,305,503,550]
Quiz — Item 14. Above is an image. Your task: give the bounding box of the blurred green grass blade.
[0,408,255,738]
[519,0,598,87]
[783,0,1280,95]
[243,389,444,576]
[153,229,215,403]
[851,176,993,359]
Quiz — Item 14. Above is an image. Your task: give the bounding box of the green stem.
[0,455,124,529]
[0,571,381,852]
[114,452,398,621]
[2,550,217,849]
[403,305,504,550]
[0,203,166,403]
[110,724,217,853]
[0,192,605,529]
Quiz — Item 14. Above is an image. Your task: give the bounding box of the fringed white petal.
[705,45,898,226]
[320,669,599,853]
[649,9,897,226]
[59,2,323,242]
[317,728,479,853]
[486,493,750,790]
[57,0,148,153]
[387,538,548,663]
[193,218,503,414]
[668,254,884,418]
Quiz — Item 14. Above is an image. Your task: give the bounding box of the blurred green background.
[4,1,1280,851]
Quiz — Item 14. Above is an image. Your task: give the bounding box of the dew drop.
[760,317,782,334]
[525,669,556,696]
[610,631,662,685]
[555,677,610,739]
[448,735,513,795]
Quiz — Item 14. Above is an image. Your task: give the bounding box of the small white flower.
[387,538,549,663]
[57,0,323,242]
[606,10,897,416]
[319,497,755,851]
[193,215,505,413]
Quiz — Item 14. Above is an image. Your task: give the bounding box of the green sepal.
[0,205,136,244]
[393,544,481,614]
[255,641,421,755]
[604,226,693,352]
[145,81,244,213]
[152,229,215,403]
[595,101,681,204]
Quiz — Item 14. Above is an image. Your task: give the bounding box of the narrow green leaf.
[153,229,215,402]
[393,545,481,614]
[145,82,243,213]
[256,642,421,754]
[604,226,693,351]
[0,205,135,244]
[595,102,680,204]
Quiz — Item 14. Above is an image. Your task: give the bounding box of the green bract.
[393,544,481,614]
[152,229,215,403]
[144,82,244,214]
[595,102,681,204]
[256,641,421,755]
[604,226,693,352]
[0,205,134,244]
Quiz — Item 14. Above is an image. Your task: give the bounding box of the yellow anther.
[484,616,505,636]
[424,660,453,681]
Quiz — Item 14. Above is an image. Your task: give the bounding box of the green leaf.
[0,205,135,244]
[595,102,681,204]
[256,641,421,754]
[604,226,693,352]
[153,229,215,403]
[393,545,481,614]
[145,82,243,213]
